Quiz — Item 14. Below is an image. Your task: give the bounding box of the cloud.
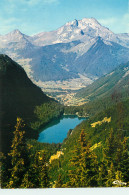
[0,0,60,16]
[98,12,129,33]
[98,18,117,27]
[97,0,129,33]
[0,17,20,34]
[0,0,60,34]
[123,13,129,32]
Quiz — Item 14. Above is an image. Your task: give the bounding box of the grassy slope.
[76,61,129,101]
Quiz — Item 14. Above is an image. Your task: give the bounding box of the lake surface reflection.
[38,115,85,144]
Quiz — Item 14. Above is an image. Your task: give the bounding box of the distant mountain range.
[0,18,129,82]
[69,61,129,116]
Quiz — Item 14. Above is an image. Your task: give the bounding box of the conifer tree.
[20,171,34,188]
[103,128,116,166]
[105,162,115,187]
[21,150,50,188]
[102,129,129,186]
[115,170,124,185]
[66,130,98,187]
[97,162,107,187]
[55,174,63,188]
[7,118,28,188]
[38,151,49,188]
[115,137,129,182]
[66,146,81,187]
[0,153,11,188]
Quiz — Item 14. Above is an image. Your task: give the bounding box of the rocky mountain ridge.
[0,18,129,84]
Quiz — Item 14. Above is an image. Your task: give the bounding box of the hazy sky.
[0,0,129,35]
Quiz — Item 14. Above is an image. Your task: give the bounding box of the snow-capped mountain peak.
[11,29,22,34]
[2,31,23,44]
[0,17,129,83]
[25,17,129,47]
[5,29,23,39]
[53,17,117,45]
[79,17,100,27]
[2,29,32,44]
[65,19,78,27]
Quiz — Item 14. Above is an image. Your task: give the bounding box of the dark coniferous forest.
[1,54,129,188]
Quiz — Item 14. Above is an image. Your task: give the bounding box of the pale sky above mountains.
[0,0,129,35]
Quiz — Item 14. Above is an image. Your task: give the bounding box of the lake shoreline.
[63,113,89,118]
[37,111,64,134]
[38,115,86,144]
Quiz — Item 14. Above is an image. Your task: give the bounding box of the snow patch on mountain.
[1,18,129,49]
[0,17,129,84]
[123,70,129,78]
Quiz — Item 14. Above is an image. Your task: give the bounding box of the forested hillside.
[1,98,129,188]
[0,55,63,153]
[1,55,129,188]
[75,61,129,101]
[50,98,129,187]
[64,61,129,117]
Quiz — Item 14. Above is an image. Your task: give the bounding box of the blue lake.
[38,115,85,144]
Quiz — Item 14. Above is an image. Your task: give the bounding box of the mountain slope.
[63,98,129,156]
[63,61,129,116]
[1,18,129,47]
[50,98,129,184]
[74,37,129,77]
[31,18,125,47]
[75,61,129,101]
[0,18,129,83]
[2,36,129,82]
[22,41,80,81]
[0,54,63,153]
